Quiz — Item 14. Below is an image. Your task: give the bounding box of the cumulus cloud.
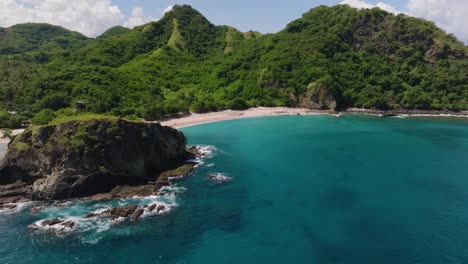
[340,0,403,14]
[0,1,176,37]
[0,0,124,37]
[163,5,174,14]
[407,0,468,43]
[124,5,174,30]
[124,6,154,28]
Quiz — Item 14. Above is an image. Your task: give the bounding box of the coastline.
[343,108,468,118]
[0,129,25,144]
[2,107,468,144]
[160,107,331,128]
[160,107,468,129]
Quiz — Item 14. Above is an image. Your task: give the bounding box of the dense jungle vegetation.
[0,5,466,127]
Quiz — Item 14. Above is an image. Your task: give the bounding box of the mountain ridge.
[0,4,467,128]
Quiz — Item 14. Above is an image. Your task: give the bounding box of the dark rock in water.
[158,163,197,181]
[104,204,138,219]
[131,209,144,222]
[156,205,166,213]
[207,174,232,183]
[84,213,97,219]
[0,203,17,210]
[0,118,190,200]
[38,218,76,229]
[42,218,62,226]
[207,175,217,181]
[187,146,200,156]
[147,204,157,212]
[30,205,46,214]
[62,220,76,229]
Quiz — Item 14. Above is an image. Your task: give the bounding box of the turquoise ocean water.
[1,115,468,263]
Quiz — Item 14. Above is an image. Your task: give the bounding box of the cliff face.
[297,82,337,111]
[0,119,189,199]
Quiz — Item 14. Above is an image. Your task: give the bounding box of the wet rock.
[62,220,76,229]
[208,174,232,183]
[158,163,197,182]
[147,204,157,212]
[42,218,62,226]
[187,146,200,157]
[104,205,138,219]
[343,108,468,117]
[131,209,144,222]
[156,205,166,213]
[30,205,46,214]
[0,203,17,210]
[207,175,216,181]
[84,213,97,219]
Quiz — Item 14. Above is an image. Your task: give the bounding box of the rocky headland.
[0,118,198,205]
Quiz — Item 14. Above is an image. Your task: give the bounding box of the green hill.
[0,23,89,55]
[98,26,131,39]
[0,4,467,127]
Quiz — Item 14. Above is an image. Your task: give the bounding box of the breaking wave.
[207,173,232,183]
[25,144,217,243]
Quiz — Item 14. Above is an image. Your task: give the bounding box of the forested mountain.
[0,4,467,127]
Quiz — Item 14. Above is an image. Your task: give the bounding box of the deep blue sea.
[1,115,468,263]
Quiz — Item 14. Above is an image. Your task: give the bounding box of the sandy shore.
[2,107,466,144]
[0,129,25,144]
[0,108,329,145]
[160,107,331,128]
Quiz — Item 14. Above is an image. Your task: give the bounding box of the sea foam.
[207,173,232,183]
[27,144,216,242]
[0,201,34,214]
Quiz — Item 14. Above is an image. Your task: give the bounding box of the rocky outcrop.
[0,118,191,200]
[104,205,139,219]
[79,203,168,223]
[297,82,337,111]
[29,218,77,231]
[343,108,468,117]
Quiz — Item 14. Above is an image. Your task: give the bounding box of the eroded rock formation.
[0,118,192,200]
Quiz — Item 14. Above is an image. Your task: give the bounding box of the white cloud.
[375,2,400,14]
[340,0,403,14]
[124,6,154,28]
[163,5,174,14]
[0,1,175,37]
[0,0,124,37]
[407,0,468,43]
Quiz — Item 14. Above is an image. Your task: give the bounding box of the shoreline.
[0,129,26,144]
[1,107,468,144]
[160,107,468,129]
[160,107,331,128]
[343,108,468,118]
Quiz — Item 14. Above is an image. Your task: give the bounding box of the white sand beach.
[161,107,331,128]
[0,108,331,145]
[0,129,25,144]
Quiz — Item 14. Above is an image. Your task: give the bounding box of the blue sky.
[0,0,466,43]
[114,0,409,33]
